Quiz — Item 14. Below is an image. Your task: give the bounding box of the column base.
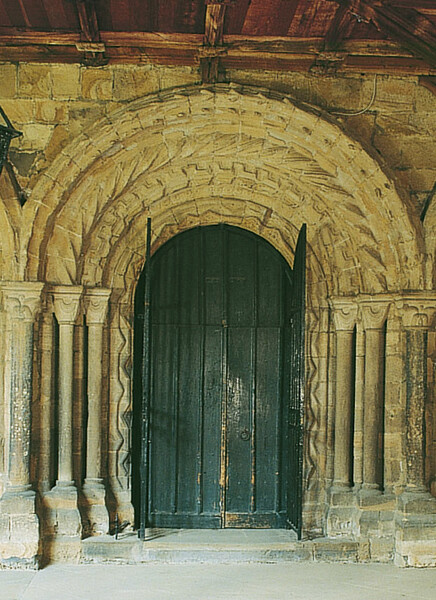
[394,490,436,567]
[326,486,357,537]
[41,484,82,563]
[106,480,135,533]
[79,480,109,537]
[0,488,39,569]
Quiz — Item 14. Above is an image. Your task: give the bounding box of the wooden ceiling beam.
[75,0,100,42]
[201,0,236,84]
[74,0,106,64]
[0,29,434,75]
[330,0,436,68]
[324,3,356,50]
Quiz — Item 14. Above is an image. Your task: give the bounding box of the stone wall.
[0,63,434,219]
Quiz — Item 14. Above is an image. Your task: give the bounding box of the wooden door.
[134,225,305,531]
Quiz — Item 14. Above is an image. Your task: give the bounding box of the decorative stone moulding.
[84,287,111,324]
[396,292,436,330]
[50,285,83,324]
[329,297,358,331]
[1,282,45,322]
[359,299,391,331]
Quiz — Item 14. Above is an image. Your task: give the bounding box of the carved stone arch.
[24,84,424,294]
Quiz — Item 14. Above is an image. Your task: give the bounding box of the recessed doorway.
[133,224,306,535]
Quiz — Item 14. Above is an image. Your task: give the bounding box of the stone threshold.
[81,529,374,564]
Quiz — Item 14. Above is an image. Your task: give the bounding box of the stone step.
[81,529,370,564]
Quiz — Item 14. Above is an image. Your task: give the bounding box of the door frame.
[133,224,306,537]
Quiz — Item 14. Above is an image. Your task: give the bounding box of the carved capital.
[360,300,391,331]
[1,282,44,322]
[84,288,111,325]
[330,297,358,332]
[396,293,436,330]
[51,285,83,324]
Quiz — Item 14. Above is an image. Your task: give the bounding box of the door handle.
[240,428,251,441]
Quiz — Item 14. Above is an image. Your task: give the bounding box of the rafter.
[201,1,236,84]
[324,3,356,51]
[74,0,106,64]
[75,0,99,42]
[330,0,436,68]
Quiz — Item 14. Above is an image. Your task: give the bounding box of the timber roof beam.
[329,0,436,68]
[74,0,107,64]
[201,0,236,84]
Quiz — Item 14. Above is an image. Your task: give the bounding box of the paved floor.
[1,562,436,600]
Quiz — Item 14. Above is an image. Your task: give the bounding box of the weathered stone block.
[113,65,160,100]
[20,123,54,151]
[0,64,17,98]
[313,539,359,562]
[327,507,356,537]
[395,540,436,567]
[158,66,199,90]
[81,68,113,100]
[51,65,80,100]
[19,64,52,98]
[397,492,436,515]
[9,514,39,544]
[329,489,356,507]
[0,99,33,124]
[0,490,36,515]
[43,535,81,563]
[34,100,68,124]
[370,537,394,562]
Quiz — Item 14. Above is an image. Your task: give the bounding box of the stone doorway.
[132,224,306,534]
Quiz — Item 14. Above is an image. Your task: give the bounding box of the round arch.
[22,83,424,296]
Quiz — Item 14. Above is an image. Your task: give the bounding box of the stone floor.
[1,562,436,600]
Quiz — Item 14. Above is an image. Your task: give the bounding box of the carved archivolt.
[23,84,424,296]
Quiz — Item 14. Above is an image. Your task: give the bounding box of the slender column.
[51,286,82,486]
[84,289,111,482]
[394,295,436,567]
[399,295,436,492]
[361,301,390,492]
[1,283,44,492]
[80,287,111,536]
[38,302,54,492]
[331,299,358,489]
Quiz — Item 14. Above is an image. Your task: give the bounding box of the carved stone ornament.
[396,293,436,330]
[1,282,44,322]
[84,288,111,325]
[360,300,391,330]
[329,297,358,331]
[50,285,83,324]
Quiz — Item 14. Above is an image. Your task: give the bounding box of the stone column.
[42,286,83,562]
[399,297,436,494]
[80,288,111,536]
[52,287,82,486]
[0,282,43,567]
[360,301,390,494]
[331,299,358,490]
[38,301,55,493]
[394,294,436,567]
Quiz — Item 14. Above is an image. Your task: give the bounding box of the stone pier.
[0,282,44,568]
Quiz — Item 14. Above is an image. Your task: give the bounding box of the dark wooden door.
[134,224,305,530]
